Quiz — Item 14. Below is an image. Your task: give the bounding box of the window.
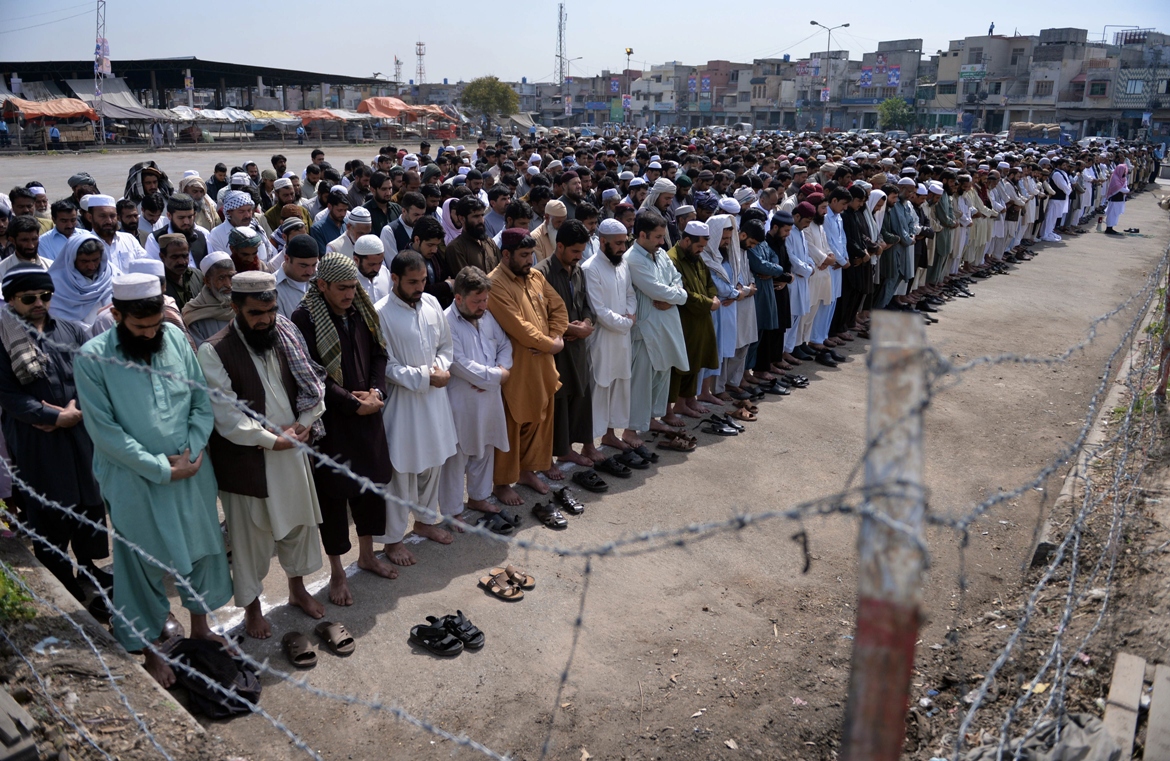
[1089,81,1108,97]
[964,81,982,95]
[738,91,750,103]
[938,83,957,95]
[989,81,1002,94]
[1010,47,1025,66]
[1033,80,1054,96]
[968,47,984,65]
[1125,79,1144,94]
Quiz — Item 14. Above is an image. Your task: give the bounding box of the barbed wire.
[0,228,1164,760]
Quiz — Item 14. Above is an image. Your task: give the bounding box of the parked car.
[996,131,1010,140]
[885,130,909,140]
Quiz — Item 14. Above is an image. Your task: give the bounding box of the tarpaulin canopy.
[358,96,411,118]
[16,81,66,101]
[329,109,372,121]
[64,77,162,121]
[293,108,343,124]
[250,109,300,124]
[2,97,98,120]
[508,112,537,129]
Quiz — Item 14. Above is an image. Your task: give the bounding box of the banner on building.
[184,76,194,92]
[622,94,632,110]
[875,53,887,71]
[688,76,696,93]
[811,58,822,77]
[887,66,901,87]
[859,67,873,87]
[610,78,620,93]
[564,95,572,115]
[700,76,711,92]
[820,88,831,102]
[796,60,809,76]
[94,37,111,76]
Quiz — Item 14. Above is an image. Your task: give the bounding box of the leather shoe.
[917,303,938,313]
[792,345,816,360]
[815,351,838,368]
[828,349,846,363]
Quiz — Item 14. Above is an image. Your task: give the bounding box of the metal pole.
[840,310,928,761]
[825,28,833,129]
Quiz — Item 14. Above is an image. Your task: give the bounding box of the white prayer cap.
[598,218,627,236]
[674,204,695,216]
[128,258,165,278]
[87,194,116,209]
[273,177,293,190]
[648,161,662,170]
[977,163,990,171]
[650,155,661,162]
[354,234,384,256]
[916,183,928,196]
[403,157,420,171]
[816,154,827,161]
[880,158,895,167]
[232,270,277,293]
[182,169,200,179]
[199,251,233,276]
[527,166,541,176]
[29,186,46,197]
[283,171,296,179]
[618,171,635,181]
[997,161,1010,170]
[896,177,916,187]
[718,197,741,214]
[230,172,251,186]
[927,181,944,195]
[112,273,162,300]
[345,206,372,226]
[601,188,620,201]
[79,195,93,210]
[458,167,471,176]
[544,200,568,218]
[529,153,543,164]
[628,177,647,188]
[684,220,711,237]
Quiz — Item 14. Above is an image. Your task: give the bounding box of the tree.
[877,97,914,131]
[459,76,519,130]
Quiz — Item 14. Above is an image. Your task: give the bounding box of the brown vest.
[206,323,297,498]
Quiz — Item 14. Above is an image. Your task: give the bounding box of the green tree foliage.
[877,97,914,130]
[459,77,520,128]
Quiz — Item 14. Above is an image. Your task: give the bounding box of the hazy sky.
[2,0,1169,84]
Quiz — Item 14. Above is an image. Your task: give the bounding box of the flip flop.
[552,488,584,515]
[428,611,485,650]
[281,632,317,669]
[629,444,660,464]
[478,571,524,601]
[595,456,632,478]
[477,512,514,535]
[614,450,650,470]
[489,565,536,590]
[571,469,608,493]
[314,621,356,656]
[409,624,464,657]
[532,501,568,529]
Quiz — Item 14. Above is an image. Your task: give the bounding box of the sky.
[2,0,1169,84]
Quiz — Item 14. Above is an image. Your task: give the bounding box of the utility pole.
[811,20,850,130]
[556,3,568,89]
[841,311,928,761]
[415,41,426,86]
[393,56,403,95]
[93,0,106,145]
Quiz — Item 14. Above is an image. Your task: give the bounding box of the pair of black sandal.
[783,373,810,388]
[701,414,743,437]
[476,509,522,535]
[409,610,485,657]
[532,488,584,529]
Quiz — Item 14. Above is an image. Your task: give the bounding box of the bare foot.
[493,485,524,506]
[782,353,802,366]
[661,413,686,427]
[649,419,680,433]
[544,466,566,481]
[697,391,722,405]
[413,522,454,544]
[288,579,326,620]
[518,470,550,494]
[467,497,497,513]
[559,450,593,467]
[676,404,705,419]
[243,599,272,640]
[600,433,631,451]
[328,574,353,606]
[447,516,466,533]
[620,432,644,448]
[143,649,176,688]
[357,552,398,579]
[383,542,417,566]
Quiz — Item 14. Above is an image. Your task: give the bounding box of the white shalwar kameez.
[581,251,636,435]
[374,291,458,543]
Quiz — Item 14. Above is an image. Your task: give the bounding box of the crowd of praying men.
[0,129,1160,684]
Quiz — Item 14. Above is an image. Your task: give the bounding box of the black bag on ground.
[168,638,260,719]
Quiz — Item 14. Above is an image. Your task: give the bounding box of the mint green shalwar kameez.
[75,323,231,651]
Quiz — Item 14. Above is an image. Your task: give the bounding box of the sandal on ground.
[571,469,609,493]
[629,444,660,464]
[314,621,356,656]
[707,415,744,432]
[478,571,524,601]
[614,450,650,470]
[532,501,568,529]
[760,381,791,396]
[496,508,522,528]
[727,407,757,422]
[477,512,515,535]
[700,421,739,436]
[552,488,584,515]
[595,456,633,478]
[489,564,536,590]
[733,400,759,414]
[409,624,465,656]
[659,429,698,445]
[657,435,696,452]
[282,632,317,669]
[428,611,485,650]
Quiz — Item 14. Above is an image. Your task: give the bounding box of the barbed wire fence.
[0,236,1165,760]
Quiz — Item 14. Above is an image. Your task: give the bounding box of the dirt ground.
[1,162,1167,760]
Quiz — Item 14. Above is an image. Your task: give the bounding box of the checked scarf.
[302,253,384,385]
[273,313,327,442]
[0,306,48,385]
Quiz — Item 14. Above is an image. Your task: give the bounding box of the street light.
[625,47,634,124]
[810,20,849,130]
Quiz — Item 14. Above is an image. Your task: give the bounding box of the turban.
[718,197,741,215]
[178,175,206,193]
[228,226,263,247]
[67,172,97,189]
[597,218,627,236]
[316,252,360,283]
[285,236,320,259]
[222,191,253,211]
[302,252,386,383]
[694,192,719,211]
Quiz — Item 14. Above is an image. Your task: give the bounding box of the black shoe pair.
[792,345,816,361]
[759,379,791,396]
[411,611,485,656]
[815,351,838,368]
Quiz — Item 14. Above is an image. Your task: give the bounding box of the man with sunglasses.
[0,264,108,604]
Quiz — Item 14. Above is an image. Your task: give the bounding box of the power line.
[0,9,91,35]
[5,1,90,22]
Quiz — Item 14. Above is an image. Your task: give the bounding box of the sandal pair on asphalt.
[532,488,584,529]
[409,611,485,657]
[282,621,355,669]
[478,564,536,602]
